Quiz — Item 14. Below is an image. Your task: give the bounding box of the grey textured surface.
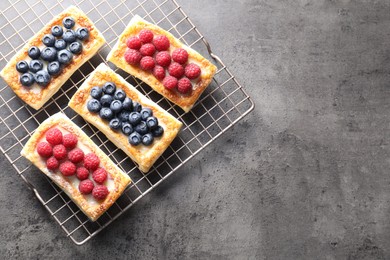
[1,0,390,259]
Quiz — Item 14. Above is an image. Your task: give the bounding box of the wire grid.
[0,0,254,245]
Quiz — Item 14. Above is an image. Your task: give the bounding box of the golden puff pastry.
[21,112,131,221]
[0,6,106,110]
[107,15,217,113]
[68,63,183,172]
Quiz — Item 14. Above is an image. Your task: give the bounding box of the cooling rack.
[0,0,254,245]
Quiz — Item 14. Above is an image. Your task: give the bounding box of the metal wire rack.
[0,0,254,245]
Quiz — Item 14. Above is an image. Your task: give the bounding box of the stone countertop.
[1,0,390,259]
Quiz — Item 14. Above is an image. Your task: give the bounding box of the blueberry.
[146,116,158,129]
[87,99,101,113]
[57,49,73,65]
[151,125,164,137]
[128,132,142,146]
[47,61,62,76]
[63,29,76,43]
[100,94,113,107]
[16,60,29,73]
[28,46,41,59]
[63,17,75,29]
[114,89,126,101]
[110,100,122,113]
[40,47,57,62]
[118,111,130,122]
[54,39,67,50]
[140,107,153,120]
[103,82,116,95]
[29,60,43,73]
[69,41,82,54]
[20,72,35,87]
[51,25,63,37]
[76,27,89,41]
[128,112,141,125]
[142,133,154,146]
[99,107,114,120]
[34,70,51,87]
[122,97,133,111]
[109,118,122,130]
[132,101,142,112]
[90,86,102,99]
[134,121,149,135]
[121,123,133,135]
[42,34,55,47]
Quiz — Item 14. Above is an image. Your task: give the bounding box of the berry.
[128,112,141,125]
[76,167,89,180]
[172,48,188,64]
[140,56,155,70]
[126,36,142,49]
[68,148,84,163]
[138,29,154,43]
[87,99,102,113]
[93,168,107,184]
[47,61,62,76]
[121,123,133,135]
[20,73,35,87]
[124,49,142,65]
[29,60,43,73]
[35,70,51,87]
[128,132,142,146]
[155,51,171,67]
[16,60,29,73]
[99,107,114,121]
[151,125,164,137]
[59,161,76,176]
[118,110,130,122]
[162,75,178,90]
[140,43,156,56]
[103,82,116,95]
[142,133,154,146]
[63,133,78,149]
[79,179,94,194]
[83,153,100,170]
[110,100,123,113]
[42,34,55,47]
[134,121,149,135]
[185,63,201,79]
[114,89,126,101]
[69,41,82,54]
[92,185,109,200]
[132,101,142,112]
[146,116,158,129]
[46,128,63,145]
[41,47,57,62]
[37,142,53,157]
[57,49,73,65]
[28,46,40,59]
[109,118,121,130]
[140,107,153,120]
[63,17,75,29]
[100,94,113,107]
[153,65,165,80]
[46,156,59,170]
[51,25,63,37]
[90,86,102,99]
[153,35,170,51]
[76,27,89,41]
[54,39,67,50]
[168,62,184,78]
[53,144,67,160]
[177,77,192,94]
[62,29,76,43]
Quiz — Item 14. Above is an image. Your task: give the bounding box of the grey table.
[1,0,390,259]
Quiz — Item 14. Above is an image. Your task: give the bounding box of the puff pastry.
[69,63,183,172]
[107,15,217,113]
[0,6,106,110]
[21,112,131,221]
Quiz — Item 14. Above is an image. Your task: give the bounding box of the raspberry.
[37,142,53,157]
[62,133,78,149]
[155,51,171,67]
[83,153,100,170]
[45,128,63,145]
[153,35,170,51]
[177,77,192,94]
[172,48,188,64]
[138,29,154,43]
[92,185,109,200]
[46,156,59,170]
[162,75,178,90]
[92,168,108,184]
[139,43,156,56]
[185,63,201,79]
[76,167,89,180]
[124,49,142,65]
[79,179,94,194]
[140,56,155,70]
[153,65,166,80]
[126,36,142,50]
[168,62,184,78]
[68,148,84,163]
[59,161,76,176]
[53,144,67,160]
